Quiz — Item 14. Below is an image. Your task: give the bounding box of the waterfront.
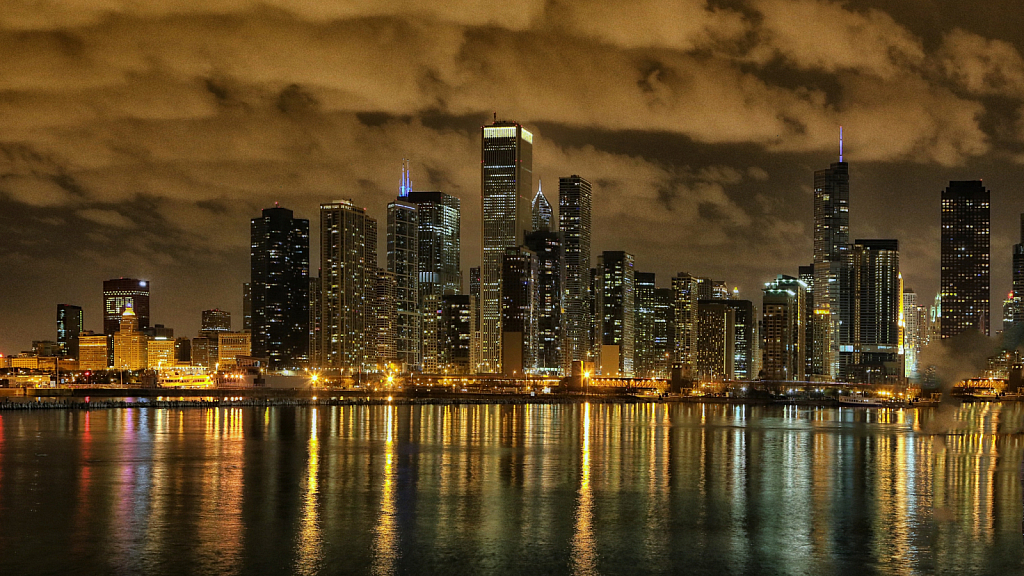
[0,402,1021,575]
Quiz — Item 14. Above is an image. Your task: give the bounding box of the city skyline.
[4,1,1024,353]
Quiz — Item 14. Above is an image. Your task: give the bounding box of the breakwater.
[0,395,662,411]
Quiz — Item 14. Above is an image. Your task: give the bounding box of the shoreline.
[0,388,958,410]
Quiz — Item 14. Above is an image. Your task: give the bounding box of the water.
[0,402,1021,575]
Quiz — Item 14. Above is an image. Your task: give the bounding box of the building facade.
[250,205,310,369]
[525,230,563,375]
[596,251,635,377]
[387,199,421,371]
[559,175,592,371]
[57,304,84,359]
[320,200,378,370]
[103,278,150,336]
[812,160,849,379]
[481,121,533,373]
[762,276,806,381]
[940,181,990,338]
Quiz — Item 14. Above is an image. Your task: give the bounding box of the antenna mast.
[839,125,844,162]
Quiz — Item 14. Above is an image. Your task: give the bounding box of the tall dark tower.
[57,304,84,359]
[251,205,310,369]
[481,120,533,373]
[103,278,150,335]
[559,175,592,371]
[812,151,848,378]
[1011,213,1023,327]
[940,181,990,338]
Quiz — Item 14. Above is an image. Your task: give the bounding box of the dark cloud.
[1,0,1023,352]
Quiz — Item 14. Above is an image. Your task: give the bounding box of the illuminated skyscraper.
[842,240,902,382]
[387,199,420,370]
[596,251,635,377]
[250,205,310,369]
[441,294,472,374]
[532,180,552,232]
[469,266,481,371]
[501,246,538,376]
[481,120,533,373]
[671,273,711,372]
[634,272,658,378]
[113,304,147,371]
[1012,213,1023,328]
[103,278,150,335]
[762,276,806,381]
[940,181,990,338]
[320,199,377,369]
[407,190,461,373]
[525,230,563,375]
[57,304,83,359]
[812,158,848,378]
[652,288,674,378]
[559,175,592,370]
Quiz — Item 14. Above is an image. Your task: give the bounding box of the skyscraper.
[798,264,817,377]
[309,275,322,366]
[652,288,675,378]
[371,269,396,369]
[242,282,252,332]
[103,278,150,335]
[532,180,552,232]
[812,158,849,378]
[525,230,563,375]
[387,199,420,370]
[842,240,902,382]
[441,294,472,374]
[57,304,83,359]
[113,303,147,371]
[469,266,482,372]
[671,273,711,373]
[501,246,538,376]
[634,272,658,378]
[559,175,592,370]
[596,251,635,377]
[481,120,533,373]
[407,190,461,373]
[940,181,990,338]
[696,301,735,382]
[1012,213,1024,328]
[250,205,310,369]
[320,199,377,370]
[762,275,807,381]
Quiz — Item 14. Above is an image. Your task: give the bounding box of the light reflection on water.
[0,403,1021,575]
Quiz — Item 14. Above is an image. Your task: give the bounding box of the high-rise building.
[633,272,659,378]
[191,337,212,368]
[250,205,310,369]
[372,269,396,370]
[469,266,482,372]
[696,301,735,382]
[812,159,849,379]
[1011,213,1024,328]
[407,190,461,373]
[525,230,563,375]
[532,180,552,232]
[481,120,533,373]
[596,251,635,377]
[320,199,378,370]
[671,273,711,372]
[309,275,322,366]
[78,332,109,370]
[559,175,592,370]
[57,304,83,359]
[762,275,807,381]
[903,288,921,379]
[501,246,538,376]
[113,304,147,371]
[940,181,990,338]
[798,264,817,377]
[652,288,675,378]
[242,282,252,332]
[842,240,902,382]
[441,294,472,374]
[103,278,150,335]
[387,199,421,370]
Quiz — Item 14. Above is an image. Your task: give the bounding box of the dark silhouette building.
[941,181,990,338]
[57,304,83,359]
[251,205,310,369]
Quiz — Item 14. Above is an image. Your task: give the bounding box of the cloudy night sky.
[1,0,1023,353]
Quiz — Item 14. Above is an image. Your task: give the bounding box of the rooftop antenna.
[839,125,843,162]
[494,111,497,122]
[399,159,411,197]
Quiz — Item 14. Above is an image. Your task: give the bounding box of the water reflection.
[295,407,323,575]
[0,403,1021,575]
[372,404,398,576]
[571,402,596,575]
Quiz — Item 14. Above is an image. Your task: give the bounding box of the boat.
[838,394,886,407]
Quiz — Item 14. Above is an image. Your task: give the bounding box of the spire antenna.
[839,125,844,162]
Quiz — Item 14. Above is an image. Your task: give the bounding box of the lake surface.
[0,402,1021,575]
